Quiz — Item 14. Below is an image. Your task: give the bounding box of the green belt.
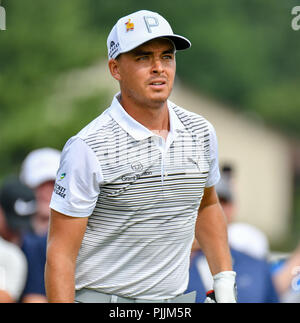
[75,289,196,303]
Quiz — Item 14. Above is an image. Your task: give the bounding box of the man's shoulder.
[169,100,214,131]
[59,108,113,155]
[75,108,113,140]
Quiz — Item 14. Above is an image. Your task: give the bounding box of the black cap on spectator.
[0,176,36,232]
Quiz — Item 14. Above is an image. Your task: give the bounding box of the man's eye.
[137,56,148,61]
[163,55,173,60]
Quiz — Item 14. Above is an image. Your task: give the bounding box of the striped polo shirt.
[50,93,220,300]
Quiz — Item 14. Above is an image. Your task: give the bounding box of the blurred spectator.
[271,242,300,302]
[20,148,61,236]
[19,147,61,303]
[216,167,270,259]
[187,240,279,303]
[228,223,269,260]
[0,176,35,245]
[0,236,27,302]
[20,230,48,302]
[186,167,279,302]
[0,176,36,302]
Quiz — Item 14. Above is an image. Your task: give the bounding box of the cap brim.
[118,34,191,58]
[162,34,191,50]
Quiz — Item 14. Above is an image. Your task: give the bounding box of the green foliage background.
[0,1,300,246]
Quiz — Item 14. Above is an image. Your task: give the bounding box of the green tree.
[0,0,106,176]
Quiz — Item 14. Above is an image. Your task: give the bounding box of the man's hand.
[205,271,237,303]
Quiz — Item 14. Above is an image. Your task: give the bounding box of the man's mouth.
[149,80,167,88]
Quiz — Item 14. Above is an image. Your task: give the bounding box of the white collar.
[109,92,185,141]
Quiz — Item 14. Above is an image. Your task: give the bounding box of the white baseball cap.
[20,148,61,189]
[228,222,270,259]
[107,10,191,59]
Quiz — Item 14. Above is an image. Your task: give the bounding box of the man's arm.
[195,186,232,275]
[195,186,236,303]
[45,209,88,303]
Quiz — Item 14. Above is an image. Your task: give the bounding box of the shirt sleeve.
[205,121,221,187]
[50,136,103,217]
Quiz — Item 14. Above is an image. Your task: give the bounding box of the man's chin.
[147,92,171,106]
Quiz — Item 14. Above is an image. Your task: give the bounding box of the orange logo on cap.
[125,19,134,32]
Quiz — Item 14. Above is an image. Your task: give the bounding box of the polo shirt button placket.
[152,136,163,186]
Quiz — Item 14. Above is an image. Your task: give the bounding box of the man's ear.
[108,58,121,81]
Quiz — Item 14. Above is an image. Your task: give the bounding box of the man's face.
[110,38,176,109]
[34,180,55,235]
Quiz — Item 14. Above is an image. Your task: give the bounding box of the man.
[20,148,61,236]
[45,10,236,303]
[20,148,60,303]
[0,235,27,302]
[217,165,270,260]
[271,242,300,303]
[0,176,35,245]
[0,176,34,302]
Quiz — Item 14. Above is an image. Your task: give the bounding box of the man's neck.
[119,95,170,140]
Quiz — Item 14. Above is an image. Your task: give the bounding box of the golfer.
[45,10,236,303]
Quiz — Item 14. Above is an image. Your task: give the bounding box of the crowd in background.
[0,148,299,303]
[0,148,60,302]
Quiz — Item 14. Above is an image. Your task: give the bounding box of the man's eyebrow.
[132,50,152,56]
[131,47,175,57]
[162,48,176,54]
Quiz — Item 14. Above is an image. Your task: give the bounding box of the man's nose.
[151,58,164,74]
